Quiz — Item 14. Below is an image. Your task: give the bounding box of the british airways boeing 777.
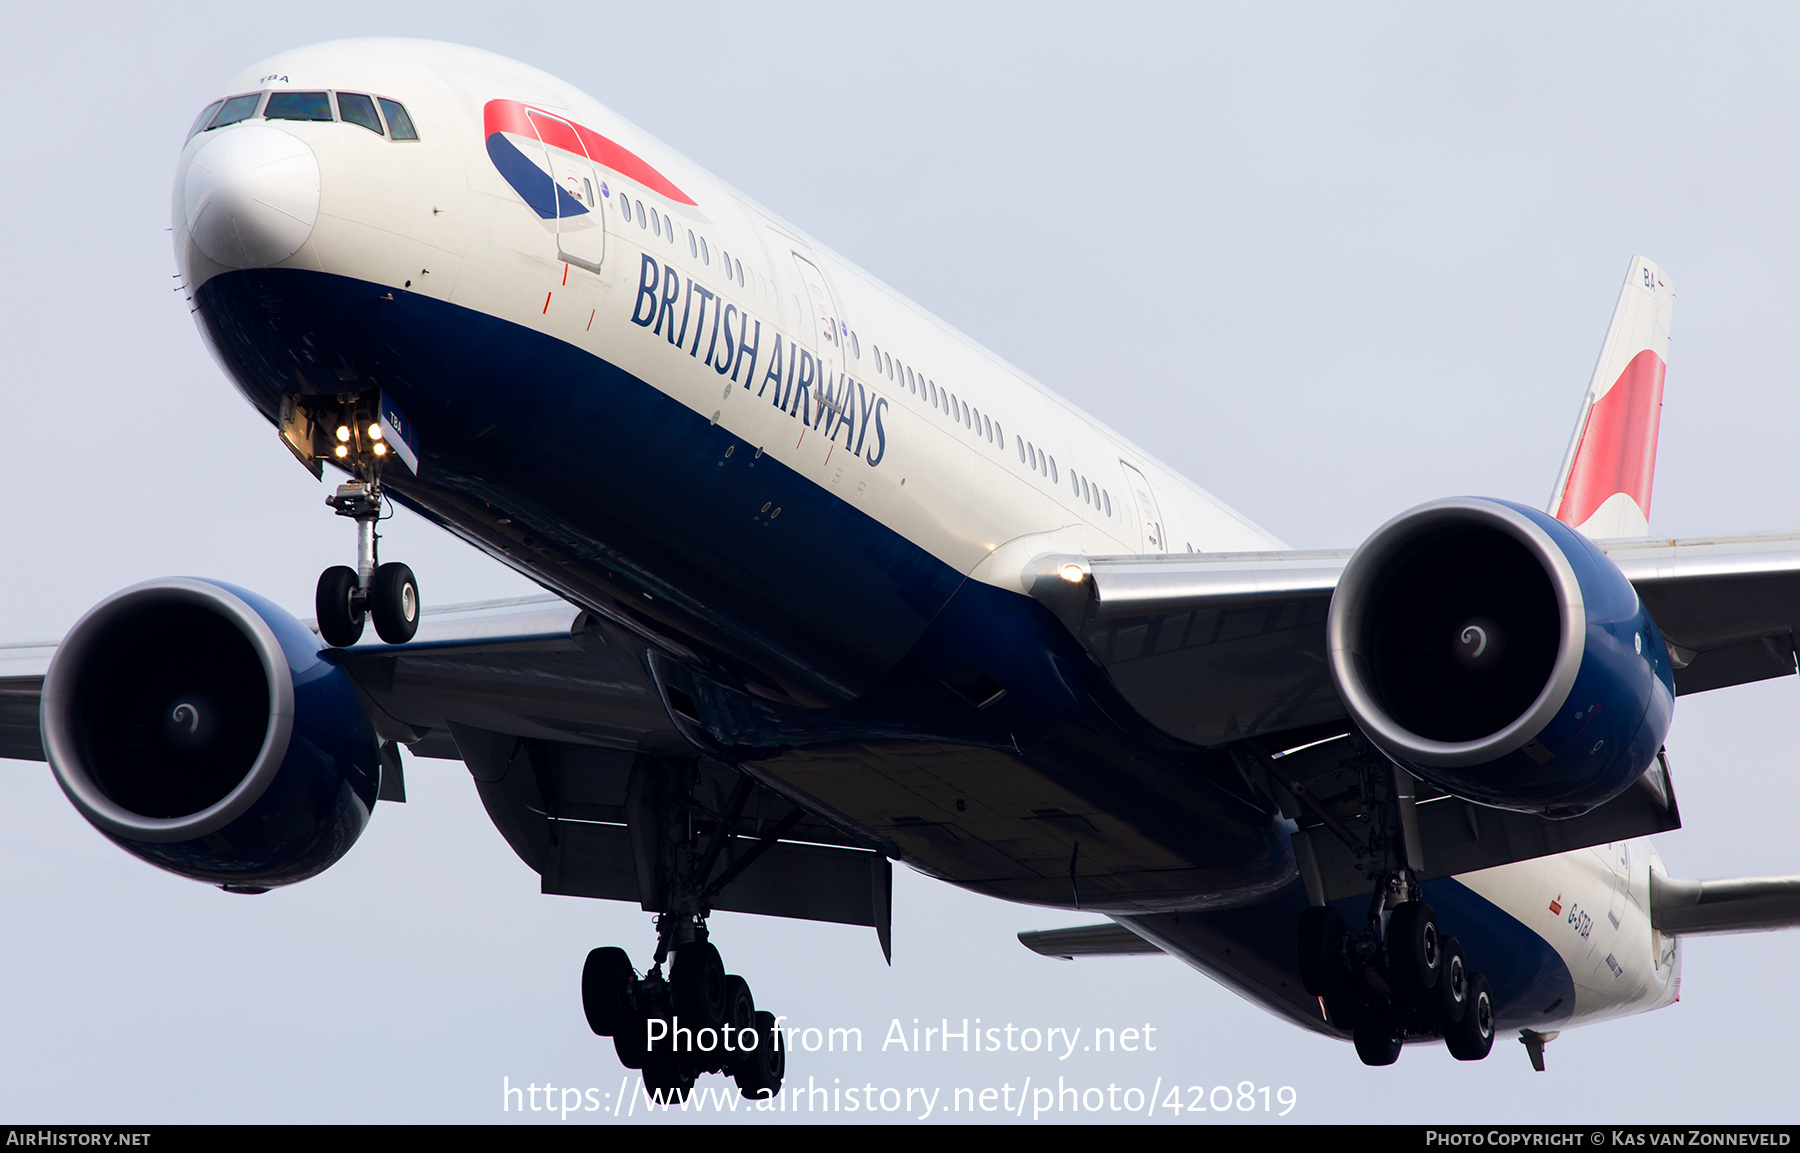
[6,39,1799,1099]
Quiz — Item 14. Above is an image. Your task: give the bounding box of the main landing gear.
[313,434,419,647]
[580,757,789,1103]
[581,919,785,1103]
[1298,886,1496,1066]
[1288,742,1496,1066]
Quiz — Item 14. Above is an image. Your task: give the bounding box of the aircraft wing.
[0,641,56,762]
[1601,533,1800,693]
[2,593,894,952]
[1027,532,1800,751]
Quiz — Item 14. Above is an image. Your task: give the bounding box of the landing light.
[368,424,383,440]
[334,445,348,459]
[1059,564,1086,584]
[335,425,351,442]
[373,442,388,457]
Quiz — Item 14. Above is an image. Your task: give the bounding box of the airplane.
[6,35,1800,1100]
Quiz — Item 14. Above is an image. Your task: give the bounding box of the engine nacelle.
[1327,498,1674,816]
[40,578,380,889]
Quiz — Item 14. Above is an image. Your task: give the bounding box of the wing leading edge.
[1029,530,1800,756]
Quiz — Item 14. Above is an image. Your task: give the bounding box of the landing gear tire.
[671,941,727,1029]
[719,976,755,1076]
[315,565,364,647]
[1352,1018,1403,1066]
[1297,906,1347,998]
[582,947,635,1037]
[1444,971,1495,1060]
[613,1015,650,1071]
[1433,936,1468,1027]
[1387,900,1442,995]
[370,562,420,643]
[734,1009,786,1099]
[1323,992,1368,1031]
[642,1046,695,1103]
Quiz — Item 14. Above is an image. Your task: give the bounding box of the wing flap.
[1017,922,1165,959]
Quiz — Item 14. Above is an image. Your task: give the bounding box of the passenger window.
[652,212,662,238]
[851,332,861,358]
[187,100,225,140]
[688,230,698,257]
[966,403,974,430]
[663,213,674,242]
[378,99,418,140]
[1049,457,1058,483]
[735,258,743,285]
[907,367,915,391]
[994,420,1002,447]
[1016,436,1025,463]
[211,92,262,129]
[635,200,647,228]
[584,178,594,204]
[1103,491,1112,516]
[266,91,334,122]
[700,238,710,264]
[338,93,384,135]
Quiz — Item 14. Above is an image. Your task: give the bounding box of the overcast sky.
[3,1,1800,1124]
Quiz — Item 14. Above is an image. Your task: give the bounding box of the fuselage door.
[791,254,844,417]
[525,108,605,274]
[1119,461,1167,553]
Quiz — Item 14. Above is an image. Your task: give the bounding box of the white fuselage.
[172,37,1679,1037]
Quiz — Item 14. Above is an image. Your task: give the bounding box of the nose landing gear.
[314,477,419,648]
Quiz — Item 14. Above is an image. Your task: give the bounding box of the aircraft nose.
[182,124,320,269]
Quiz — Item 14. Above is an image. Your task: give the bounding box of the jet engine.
[1327,497,1673,816]
[40,578,381,889]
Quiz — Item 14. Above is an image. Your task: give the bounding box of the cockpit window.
[187,100,225,141]
[336,93,384,135]
[210,93,263,130]
[265,91,334,122]
[378,99,418,141]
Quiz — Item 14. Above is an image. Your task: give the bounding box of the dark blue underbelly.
[195,267,959,704]
[192,268,1292,909]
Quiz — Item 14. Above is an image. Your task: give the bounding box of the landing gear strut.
[1291,742,1496,1066]
[579,757,789,1103]
[312,405,419,647]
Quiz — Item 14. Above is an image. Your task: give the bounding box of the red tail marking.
[1555,348,1666,527]
[543,291,552,314]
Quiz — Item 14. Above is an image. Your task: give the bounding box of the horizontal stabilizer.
[1017,923,1165,959]
[1650,871,1800,936]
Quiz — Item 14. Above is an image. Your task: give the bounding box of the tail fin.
[1547,255,1674,538]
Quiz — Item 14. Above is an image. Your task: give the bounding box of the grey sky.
[3,1,1798,1122]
